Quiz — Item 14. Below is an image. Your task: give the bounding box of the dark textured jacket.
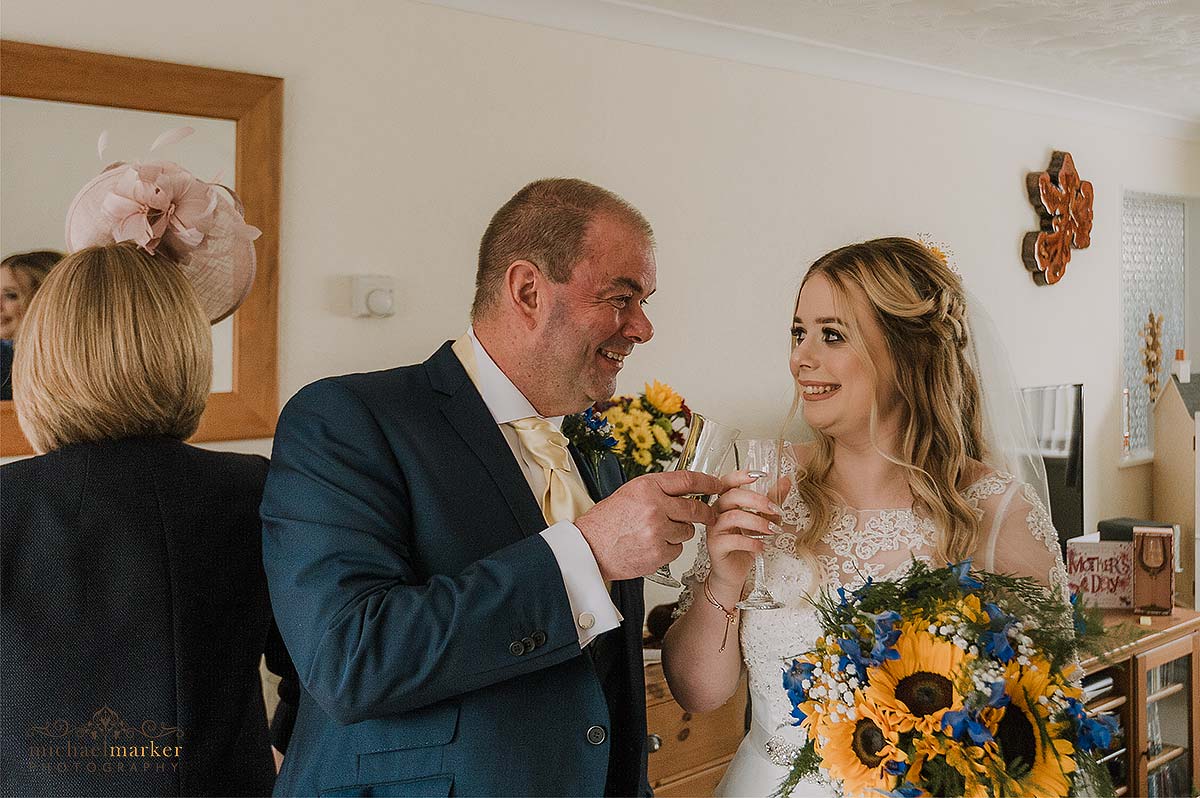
[1,436,298,797]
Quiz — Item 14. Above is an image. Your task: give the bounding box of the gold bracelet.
[703,580,738,653]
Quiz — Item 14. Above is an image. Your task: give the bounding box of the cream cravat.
[508,417,595,525]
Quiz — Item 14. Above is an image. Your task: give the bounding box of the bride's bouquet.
[776,560,1118,798]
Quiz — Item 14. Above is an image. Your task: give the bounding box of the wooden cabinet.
[644,662,747,797]
[1081,608,1200,797]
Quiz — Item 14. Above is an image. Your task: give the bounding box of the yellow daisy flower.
[602,408,628,433]
[644,380,683,414]
[818,697,906,798]
[632,447,652,467]
[629,425,654,450]
[864,624,967,734]
[628,407,653,427]
[651,424,671,449]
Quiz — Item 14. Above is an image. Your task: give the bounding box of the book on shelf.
[1098,517,1175,543]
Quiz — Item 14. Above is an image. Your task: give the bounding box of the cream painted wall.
[3,0,1198,613]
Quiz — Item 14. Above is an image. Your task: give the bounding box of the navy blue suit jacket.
[262,342,649,797]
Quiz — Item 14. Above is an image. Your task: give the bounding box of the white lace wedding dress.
[677,466,1071,798]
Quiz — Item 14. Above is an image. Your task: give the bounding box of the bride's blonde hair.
[783,237,986,563]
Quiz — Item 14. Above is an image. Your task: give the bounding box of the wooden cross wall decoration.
[1022,150,1093,286]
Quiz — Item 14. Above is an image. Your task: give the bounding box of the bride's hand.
[703,470,783,594]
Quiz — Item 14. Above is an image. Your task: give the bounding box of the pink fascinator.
[64,129,261,324]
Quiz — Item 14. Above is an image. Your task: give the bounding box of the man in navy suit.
[262,178,723,797]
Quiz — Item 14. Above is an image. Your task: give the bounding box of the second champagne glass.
[645,413,741,588]
[734,438,786,611]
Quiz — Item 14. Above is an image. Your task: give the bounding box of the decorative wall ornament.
[1140,310,1165,401]
[1022,150,1094,285]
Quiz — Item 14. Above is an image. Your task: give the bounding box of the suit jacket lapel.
[427,342,547,540]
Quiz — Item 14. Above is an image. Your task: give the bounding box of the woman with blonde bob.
[662,237,1067,797]
[1,151,296,797]
[13,244,211,451]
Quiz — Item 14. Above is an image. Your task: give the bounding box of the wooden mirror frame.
[0,41,281,456]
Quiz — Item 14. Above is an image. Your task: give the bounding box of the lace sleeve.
[674,526,711,618]
[983,482,1071,605]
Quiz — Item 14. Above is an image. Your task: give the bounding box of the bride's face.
[789,273,900,441]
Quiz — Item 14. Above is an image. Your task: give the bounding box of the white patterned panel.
[1121,192,1186,452]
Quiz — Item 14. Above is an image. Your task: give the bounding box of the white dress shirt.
[457,328,622,647]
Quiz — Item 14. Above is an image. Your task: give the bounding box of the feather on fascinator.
[64,127,261,324]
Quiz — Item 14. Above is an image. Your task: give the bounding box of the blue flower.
[1069,591,1089,636]
[882,783,925,798]
[1065,698,1119,752]
[851,577,876,602]
[985,679,1011,708]
[981,631,1014,662]
[581,408,618,446]
[884,760,909,777]
[941,708,995,745]
[979,602,1017,663]
[783,661,816,726]
[948,559,983,591]
[836,636,870,682]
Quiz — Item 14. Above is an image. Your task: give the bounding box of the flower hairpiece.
[916,233,960,276]
[101,162,219,258]
[95,126,258,261]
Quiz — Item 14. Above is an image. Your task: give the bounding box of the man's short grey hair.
[471,178,654,319]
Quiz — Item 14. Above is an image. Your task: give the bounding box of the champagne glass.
[733,438,786,610]
[646,413,741,588]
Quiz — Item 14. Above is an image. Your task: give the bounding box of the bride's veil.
[963,289,1052,513]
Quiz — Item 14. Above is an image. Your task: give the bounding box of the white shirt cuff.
[540,520,623,648]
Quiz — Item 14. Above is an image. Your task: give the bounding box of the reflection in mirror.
[0,97,236,394]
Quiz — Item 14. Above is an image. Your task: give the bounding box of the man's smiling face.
[534,213,656,415]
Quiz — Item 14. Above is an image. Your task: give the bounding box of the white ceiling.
[609,0,1200,121]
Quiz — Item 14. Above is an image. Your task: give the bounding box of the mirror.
[1,98,238,392]
[0,41,281,456]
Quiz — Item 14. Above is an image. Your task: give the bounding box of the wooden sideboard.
[1079,608,1200,798]
[644,662,748,797]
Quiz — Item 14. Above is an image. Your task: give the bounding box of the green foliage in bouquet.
[773,560,1120,798]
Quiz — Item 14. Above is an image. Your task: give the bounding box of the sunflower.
[908,735,992,798]
[632,448,652,467]
[987,660,1076,797]
[956,594,984,623]
[864,624,967,734]
[644,379,684,414]
[818,697,907,798]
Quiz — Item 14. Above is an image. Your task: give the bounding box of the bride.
[661,237,1070,797]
